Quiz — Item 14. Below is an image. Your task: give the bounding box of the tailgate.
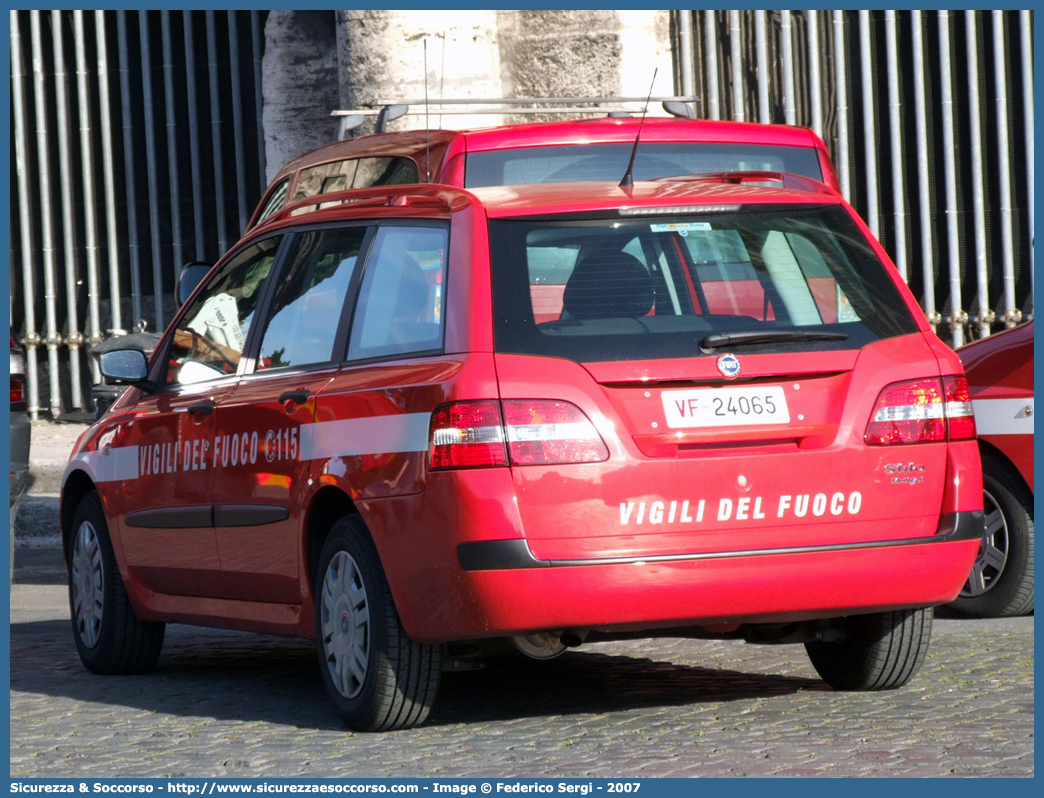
[494,334,950,561]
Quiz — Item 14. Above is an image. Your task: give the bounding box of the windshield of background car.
[255,158,421,225]
[489,204,919,363]
[466,143,823,188]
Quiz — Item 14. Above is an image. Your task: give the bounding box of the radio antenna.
[424,39,431,182]
[440,31,447,128]
[619,67,658,189]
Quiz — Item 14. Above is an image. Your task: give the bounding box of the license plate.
[662,386,790,428]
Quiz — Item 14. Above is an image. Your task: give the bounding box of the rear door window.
[346,225,448,361]
[490,205,918,363]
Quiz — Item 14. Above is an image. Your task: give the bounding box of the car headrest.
[562,250,655,320]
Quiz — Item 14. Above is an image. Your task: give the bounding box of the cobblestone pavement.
[9,548,1033,779]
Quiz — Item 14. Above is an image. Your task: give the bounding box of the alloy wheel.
[960,489,1009,598]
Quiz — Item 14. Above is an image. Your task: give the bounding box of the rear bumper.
[389,510,982,643]
[459,510,983,570]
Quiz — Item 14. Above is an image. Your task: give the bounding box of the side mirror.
[177,262,212,306]
[99,348,151,387]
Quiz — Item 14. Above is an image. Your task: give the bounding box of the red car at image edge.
[950,320,1034,618]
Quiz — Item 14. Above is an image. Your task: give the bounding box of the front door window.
[168,237,282,385]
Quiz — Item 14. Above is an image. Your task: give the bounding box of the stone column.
[261,10,340,180]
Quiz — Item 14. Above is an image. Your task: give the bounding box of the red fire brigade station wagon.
[63,170,982,732]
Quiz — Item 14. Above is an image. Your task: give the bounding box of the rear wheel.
[805,607,932,691]
[68,491,165,674]
[950,453,1034,618]
[315,516,441,731]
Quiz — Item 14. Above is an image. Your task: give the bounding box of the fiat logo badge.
[717,353,741,379]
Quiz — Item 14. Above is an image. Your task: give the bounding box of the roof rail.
[331,96,698,138]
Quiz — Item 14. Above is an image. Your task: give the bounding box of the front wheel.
[315,516,441,731]
[68,491,165,674]
[805,607,932,691]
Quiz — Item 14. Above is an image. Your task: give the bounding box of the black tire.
[949,453,1034,618]
[805,607,932,691]
[67,491,165,674]
[315,515,441,731]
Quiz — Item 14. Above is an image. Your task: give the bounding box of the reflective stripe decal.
[63,445,140,486]
[972,398,1035,436]
[64,412,431,488]
[300,413,430,461]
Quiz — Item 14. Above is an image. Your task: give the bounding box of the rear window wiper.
[700,329,849,352]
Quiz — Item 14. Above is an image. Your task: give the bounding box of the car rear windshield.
[466,143,823,188]
[489,205,919,363]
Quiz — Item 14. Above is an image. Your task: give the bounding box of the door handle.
[187,400,214,416]
[278,389,311,406]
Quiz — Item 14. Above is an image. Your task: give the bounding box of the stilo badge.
[716,353,741,380]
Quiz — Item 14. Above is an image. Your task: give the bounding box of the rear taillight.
[942,375,976,440]
[10,346,26,410]
[502,400,609,465]
[10,376,26,409]
[430,400,608,470]
[864,376,976,445]
[430,401,507,469]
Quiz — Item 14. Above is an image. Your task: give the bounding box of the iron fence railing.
[677,9,1034,347]
[10,10,268,419]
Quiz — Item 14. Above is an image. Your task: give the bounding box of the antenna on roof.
[439,32,447,129]
[424,39,431,182]
[619,68,658,189]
